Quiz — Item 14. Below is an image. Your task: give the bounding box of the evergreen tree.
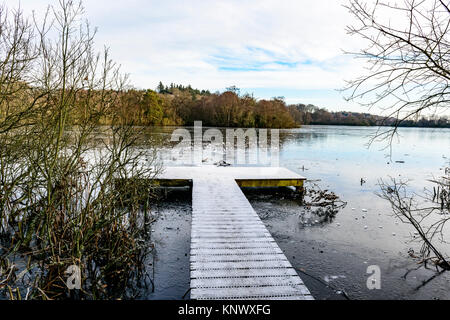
[157,81,165,93]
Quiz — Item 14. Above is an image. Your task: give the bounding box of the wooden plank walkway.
[158,166,313,300]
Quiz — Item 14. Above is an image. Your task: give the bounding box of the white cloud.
[6,0,371,111]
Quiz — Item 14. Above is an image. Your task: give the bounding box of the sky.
[8,0,371,112]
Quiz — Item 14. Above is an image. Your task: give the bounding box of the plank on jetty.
[188,174,312,300]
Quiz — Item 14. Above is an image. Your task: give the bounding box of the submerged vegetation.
[379,167,450,272]
[244,183,347,227]
[302,182,347,225]
[0,1,160,299]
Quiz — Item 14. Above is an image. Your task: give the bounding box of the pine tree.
[157,81,165,93]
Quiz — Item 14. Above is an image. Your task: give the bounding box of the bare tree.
[0,5,41,237]
[344,0,450,145]
[345,1,450,284]
[0,1,161,300]
[0,5,41,134]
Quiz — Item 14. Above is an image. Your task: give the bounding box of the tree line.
[115,85,297,128]
[111,83,449,128]
[289,104,450,128]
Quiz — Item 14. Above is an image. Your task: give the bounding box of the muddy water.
[145,125,450,300]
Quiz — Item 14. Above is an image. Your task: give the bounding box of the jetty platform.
[155,166,313,300]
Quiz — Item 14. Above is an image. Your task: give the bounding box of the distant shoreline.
[148,123,450,129]
[113,83,449,129]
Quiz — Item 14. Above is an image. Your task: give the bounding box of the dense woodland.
[112,82,450,128]
[116,83,296,128]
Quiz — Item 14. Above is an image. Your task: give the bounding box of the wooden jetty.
[156,166,313,300]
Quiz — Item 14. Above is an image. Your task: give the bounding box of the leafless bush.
[0,1,161,300]
[378,167,450,271]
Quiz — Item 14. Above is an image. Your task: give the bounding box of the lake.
[145,125,450,300]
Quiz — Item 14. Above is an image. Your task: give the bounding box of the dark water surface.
[146,125,450,300]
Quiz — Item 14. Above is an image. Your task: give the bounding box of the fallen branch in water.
[299,182,347,225]
[304,182,347,209]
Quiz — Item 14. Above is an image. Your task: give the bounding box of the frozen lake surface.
[145,125,450,300]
